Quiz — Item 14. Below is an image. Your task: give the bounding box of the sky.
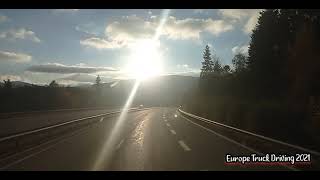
[0,9,263,86]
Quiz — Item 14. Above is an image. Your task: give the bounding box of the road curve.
[1,107,290,171]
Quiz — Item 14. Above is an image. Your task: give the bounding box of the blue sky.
[0,9,262,86]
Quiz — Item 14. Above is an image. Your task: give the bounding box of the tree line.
[0,75,109,112]
[185,9,320,151]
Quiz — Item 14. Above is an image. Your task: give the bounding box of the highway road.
[0,108,120,136]
[0,107,290,171]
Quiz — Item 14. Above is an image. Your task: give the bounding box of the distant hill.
[57,73,115,88]
[0,81,41,88]
[137,75,199,106]
[12,81,39,88]
[0,75,199,112]
[94,75,199,107]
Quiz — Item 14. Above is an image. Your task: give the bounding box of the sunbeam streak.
[154,9,170,40]
[92,9,171,171]
[92,80,140,170]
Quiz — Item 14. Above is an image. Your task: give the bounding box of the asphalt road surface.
[0,107,290,171]
[0,108,120,136]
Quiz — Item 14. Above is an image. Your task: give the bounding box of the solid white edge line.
[180,114,298,171]
[0,127,91,170]
[0,110,150,170]
[179,109,320,157]
[0,108,151,142]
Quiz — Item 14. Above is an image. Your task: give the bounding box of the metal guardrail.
[178,108,320,170]
[0,107,150,157]
[179,109,320,156]
[0,106,124,119]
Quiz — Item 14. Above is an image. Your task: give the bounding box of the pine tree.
[200,45,213,78]
[49,80,58,87]
[223,65,231,74]
[96,75,101,86]
[3,79,12,89]
[232,53,248,73]
[212,58,222,74]
[247,9,283,98]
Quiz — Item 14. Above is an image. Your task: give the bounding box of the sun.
[125,39,163,80]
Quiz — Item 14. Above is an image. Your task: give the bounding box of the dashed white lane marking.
[100,117,104,122]
[178,140,191,151]
[164,119,167,122]
[116,139,124,150]
[170,129,177,135]
[166,123,171,127]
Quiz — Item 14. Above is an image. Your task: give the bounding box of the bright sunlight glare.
[125,39,163,80]
[92,10,171,171]
[92,80,140,170]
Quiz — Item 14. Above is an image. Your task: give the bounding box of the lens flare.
[92,80,140,170]
[92,10,171,170]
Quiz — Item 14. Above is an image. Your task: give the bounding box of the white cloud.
[243,12,261,34]
[219,9,250,20]
[0,15,9,23]
[26,63,117,74]
[163,16,233,40]
[0,50,32,63]
[0,28,41,43]
[81,16,154,49]
[175,64,200,76]
[76,63,87,67]
[218,9,263,34]
[75,22,102,35]
[23,71,66,85]
[232,45,249,55]
[53,9,79,13]
[58,73,115,85]
[105,15,155,43]
[167,71,200,77]
[193,9,205,14]
[59,73,97,83]
[80,37,126,49]
[82,15,233,50]
[177,64,189,69]
[0,74,21,81]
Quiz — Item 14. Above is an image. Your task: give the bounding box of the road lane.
[109,108,188,170]
[109,108,288,170]
[0,108,121,136]
[1,107,293,170]
[3,110,149,170]
[164,108,289,171]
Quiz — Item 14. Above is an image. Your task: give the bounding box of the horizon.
[0,9,262,86]
[0,73,200,87]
